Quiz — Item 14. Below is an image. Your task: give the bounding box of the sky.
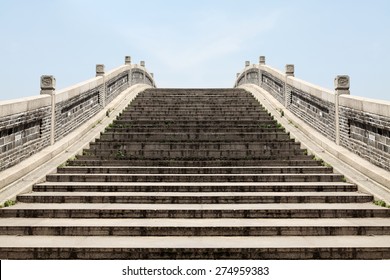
[0,0,389,101]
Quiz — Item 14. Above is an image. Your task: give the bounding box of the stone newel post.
[96,64,105,77]
[40,75,56,95]
[125,56,131,65]
[284,64,294,107]
[40,75,56,145]
[259,56,266,65]
[243,61,250,83]
[140,61,146,83]
[334,75,350,145]
[285,64,294,77]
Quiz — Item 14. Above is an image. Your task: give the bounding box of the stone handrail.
[235,56,390,175]
[0,56,156,172]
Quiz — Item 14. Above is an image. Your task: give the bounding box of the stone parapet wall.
[0,60,155,172]
[260,71,285,105]
[235,59,390,171]
[131,66,154,86]
[287,84,336,142]
[54,85,104,141]
[339,96,390,170]
[0,104,51,170]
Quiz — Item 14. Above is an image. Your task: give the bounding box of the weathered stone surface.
[285,64,294,76]
[1,88,388,260]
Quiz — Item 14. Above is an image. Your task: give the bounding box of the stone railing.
[235,56,390,172]
[0,56,155,171]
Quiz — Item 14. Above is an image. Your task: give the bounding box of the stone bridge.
[0,56,389,259]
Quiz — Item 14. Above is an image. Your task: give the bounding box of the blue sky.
[0,0,389,101]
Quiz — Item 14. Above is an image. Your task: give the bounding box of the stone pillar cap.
[285,64,295,76]
[245,61,250,67]
[259,56,266,65]
[40,75,56,90]
[125,56,131,65]
[96,64,105,76]
[334,75,350,90]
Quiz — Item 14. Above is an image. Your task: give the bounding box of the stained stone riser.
[67,159,324,167]
[1,208,389,219]
[1,225,389,236]
[2,247,389,260]
[99,133,292,141]
[17,193,372,204]
[33,183,358,193]
[45,174,345,183]
[88,142,302,150]
[56,166,334,174]
[112,120,278,126]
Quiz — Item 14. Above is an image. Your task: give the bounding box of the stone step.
[0,203,388,218]
[45,173,345,183]
[132,96,256,101]
[68,159,324,167]
[87,144,303,152]
[99,132,292,141]
[105,127,285,133]
[129,101,263,106]
[119,117,273,121]
[2,235,389,259]
[79,150,310,161]
[132,95,254,99]
[112,120,277,126]
[90,141,301,150]
[33,182,358,192]
[128,102,262,107]
[1,218,389,236]
[137,92,251,96]
[17,191,373,204]
[119,114,272,119]
[121,110,271,115]
[57,166,333,174]
[124,107,266,112]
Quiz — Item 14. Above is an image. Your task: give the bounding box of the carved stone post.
[149,73,156,87]
[95,64,106,107]
[140,61,146,83]
[334,75,350,145]
[125,56,131,65]
[40,75,56,145]
[244,61,250,84]
[125,56,132,88]
[96,64,105,77]
[284,64,294,107]
[259,56,266,65]
[285,64,294,77]
[258,56,265,86]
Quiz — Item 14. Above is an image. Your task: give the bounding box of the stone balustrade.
[0,56,155,171]
[235,57,390,172]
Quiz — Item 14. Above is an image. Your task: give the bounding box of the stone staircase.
[0,88,389,259]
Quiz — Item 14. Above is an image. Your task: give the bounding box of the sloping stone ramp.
[0,88,389,259]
